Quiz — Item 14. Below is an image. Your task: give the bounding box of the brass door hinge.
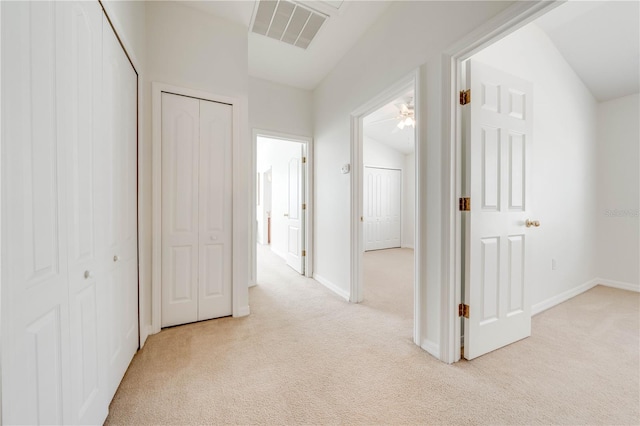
[459,89,471,105]
[458,303,469,318]
[302,250,306,257]
[302,157,307,164]
[459,197,471,211]
[302,203,306,210]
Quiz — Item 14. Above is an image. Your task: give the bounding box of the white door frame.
[151,82,243,334]
[440,0,562,363]
[250,129,314,284]
[350,70,421,345]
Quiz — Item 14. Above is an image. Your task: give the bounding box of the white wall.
[312,1,514,352]
[472,24,599,306]
[597,93,640,286]
[363,136,405,169]
[249,77,313,137]
[144,1,250,329]
[256,137,304,260]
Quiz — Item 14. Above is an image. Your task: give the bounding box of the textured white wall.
[473,24,599,306]
[249,77,313,137]
[596,93,639,286]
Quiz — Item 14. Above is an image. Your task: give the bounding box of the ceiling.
[363,90,415,155]
[536,1,639,102]
[184,0,392,90]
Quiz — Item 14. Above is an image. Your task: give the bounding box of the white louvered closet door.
[161,93,233,328]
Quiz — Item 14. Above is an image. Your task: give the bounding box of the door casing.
[151,82,245,334]
[442,0,563,363]
[250,129,314,285]
[350,71,421,346]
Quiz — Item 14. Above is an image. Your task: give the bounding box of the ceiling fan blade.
[366,116,402,125]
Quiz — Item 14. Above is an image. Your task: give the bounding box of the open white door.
[463,59,535,360]
[285,145,305,274]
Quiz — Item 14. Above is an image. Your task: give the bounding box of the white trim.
[421,339,440,359]
[441,0,563,364]
[251,128,314,285]
[313,274,350,301]
[597,278,640,293]
[350,70,422,346]
[532,279,598,316]
[151,81,245,334]
[401,245,415,250]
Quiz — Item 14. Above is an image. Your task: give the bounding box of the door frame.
[350,70,421,345]
[250,129,314,285]
[441,0,562,363]
[150,82,243,334]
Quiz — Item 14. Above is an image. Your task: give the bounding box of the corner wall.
[596,93,640,288]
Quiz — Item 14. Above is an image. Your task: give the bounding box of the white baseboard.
[597,278,640,293]
[401,244,414,249]
[313,274,350,301]
[234,305,251,317]
[421,339,440,359]
[532,278,599,316]
[270,246,287,261]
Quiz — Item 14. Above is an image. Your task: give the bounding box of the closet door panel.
[1,2,71,424]
[58,2,109,424]
[102,14,139,399]
[161,93,200,327]
[198,100,232,320]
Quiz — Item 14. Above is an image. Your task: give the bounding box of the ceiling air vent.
[251,0,328,50]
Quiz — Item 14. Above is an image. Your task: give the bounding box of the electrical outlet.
[551,259,557,271]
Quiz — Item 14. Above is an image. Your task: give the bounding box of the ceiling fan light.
[405,117,415,127]
[397,120,406,130]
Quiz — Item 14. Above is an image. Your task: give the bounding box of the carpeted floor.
[105,246,639,425]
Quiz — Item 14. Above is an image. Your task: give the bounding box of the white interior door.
[103,14,139,396]
[286,146,305,274]
[463,59,534,360]
[161,93,233,327]
[161,93,200,328]
[197,99,233,321]
[364,167,401,251]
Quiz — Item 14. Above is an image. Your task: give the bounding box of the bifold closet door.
[161,93,232,328]
[103,14,139,400]
[364,167,402,251]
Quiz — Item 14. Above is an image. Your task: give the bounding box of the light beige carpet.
[105,247,639,425]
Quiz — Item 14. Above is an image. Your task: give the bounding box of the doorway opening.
[253,131,312,286]
[350,72,421,345]
[361,90,416,327]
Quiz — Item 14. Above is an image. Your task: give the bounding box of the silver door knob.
[84,270,93,279]
[525,219,540,228]
[113,255,119,262]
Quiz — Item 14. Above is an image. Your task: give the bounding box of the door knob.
[525,219,540,228]
[113,255,119,262]
[84,270,93,279]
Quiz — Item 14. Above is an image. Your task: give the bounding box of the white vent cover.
[251,0,328,49]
